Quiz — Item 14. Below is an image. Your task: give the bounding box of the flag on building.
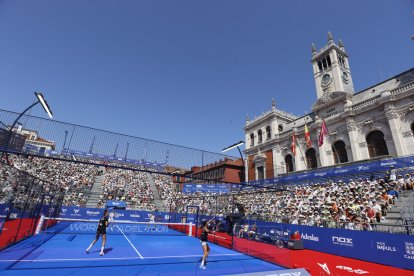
[318,119,329,147]
[291,131,296,156]
[304,124,312,148]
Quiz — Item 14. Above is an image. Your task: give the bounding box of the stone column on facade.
[296,139,307,171]
[385,106,406,156]
[273,147,279,176]
[346,118,359,162]
[318,141,330,167]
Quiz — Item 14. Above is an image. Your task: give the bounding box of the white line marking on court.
[116,225,144,259]
[0,253,244,262]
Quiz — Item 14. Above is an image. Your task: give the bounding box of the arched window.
[266,126,271,140]
[285,155,294,173]
[322,58,327,69]
[327,55,332,67]
[366,131,389,158]
[258,130,263,144]
[332,141,348,164]
[318,61,322,72]
[250,133,254,146]
[305,148,318,169]
[411,122,414,135]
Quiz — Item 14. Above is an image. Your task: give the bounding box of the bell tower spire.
[311,33,355,99]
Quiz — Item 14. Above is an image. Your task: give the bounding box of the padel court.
[0,221,287,275]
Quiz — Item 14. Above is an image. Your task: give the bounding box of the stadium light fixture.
[2,91,54,165]
[221,141,244,153]
[35,92,53,118]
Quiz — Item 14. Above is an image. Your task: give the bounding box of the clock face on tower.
[342,71,350,84]
[321,73,331,87]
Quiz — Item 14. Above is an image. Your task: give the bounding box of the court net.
[35,216,194,237]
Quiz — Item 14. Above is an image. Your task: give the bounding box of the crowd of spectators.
[0,154,100,207]
[152,173,179,210]
[170,172,412,231]
[98,167,155,210]
[2,153,413,234]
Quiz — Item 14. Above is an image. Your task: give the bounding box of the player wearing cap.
[86,209,109,256]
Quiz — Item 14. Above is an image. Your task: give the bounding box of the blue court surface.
[0,222,287,275]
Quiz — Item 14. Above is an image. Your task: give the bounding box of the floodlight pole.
[2,92,53,164]
[222,141,245,183]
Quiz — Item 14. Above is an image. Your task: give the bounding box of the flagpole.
[298,141,306,169]
[302,118,310,169]
[318,142,324,167]
[296,123,307,169]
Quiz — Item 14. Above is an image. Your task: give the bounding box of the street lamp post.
[1,92,53,163]
[222,140,245,182]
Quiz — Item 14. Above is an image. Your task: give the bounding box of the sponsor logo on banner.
[334,169,348,174]
[317,263,331,275]
[380,161,396,167]
[130,214,140,218]
[404,242,414,260]
[332,236,353,247]
[314,172,327,177]
[86,211,100,216]
[376,241,397,252]
[301,233,319,242]
[336,266,369,274]
[358,166,369,171]
[115,213,124,218]
[9,213,18,219]
[70,208,81,217]
[61,208,67,213]
[164,215,170,220]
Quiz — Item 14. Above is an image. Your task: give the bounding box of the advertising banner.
[249,220,414,271]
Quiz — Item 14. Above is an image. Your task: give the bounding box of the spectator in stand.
[388,166,397,182]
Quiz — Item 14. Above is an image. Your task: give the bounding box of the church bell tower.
[311,32,355,99]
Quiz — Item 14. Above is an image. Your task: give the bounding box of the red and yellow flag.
[304,124,312,148]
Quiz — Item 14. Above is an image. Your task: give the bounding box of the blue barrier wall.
[247,220,414,271]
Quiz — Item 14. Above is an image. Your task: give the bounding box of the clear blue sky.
[0,0,413,154]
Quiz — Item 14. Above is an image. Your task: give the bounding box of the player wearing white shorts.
[145,212,156,231]
[199,218,215,270]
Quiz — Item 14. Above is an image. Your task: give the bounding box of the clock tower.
[311,32,355,99]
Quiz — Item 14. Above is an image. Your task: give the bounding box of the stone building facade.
[244,33,414,181]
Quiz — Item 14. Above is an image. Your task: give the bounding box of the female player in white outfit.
[145,212,156,231]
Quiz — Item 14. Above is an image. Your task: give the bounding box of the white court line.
[116,225,144,259]
[0,253,244,262]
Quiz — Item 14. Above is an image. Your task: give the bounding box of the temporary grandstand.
[1,108,414,275]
